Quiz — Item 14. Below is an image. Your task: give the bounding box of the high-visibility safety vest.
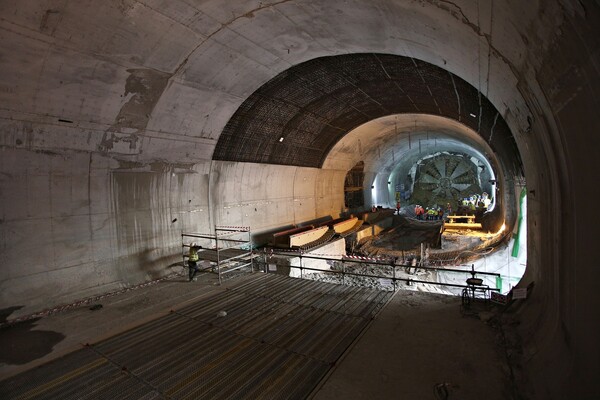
[189,248,199,262]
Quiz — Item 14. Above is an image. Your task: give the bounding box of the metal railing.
[259,251,500,294]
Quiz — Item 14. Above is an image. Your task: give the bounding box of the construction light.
[497,222,506,234]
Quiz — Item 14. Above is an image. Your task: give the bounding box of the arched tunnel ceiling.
[323,114,498,176]
[213,53,522,175]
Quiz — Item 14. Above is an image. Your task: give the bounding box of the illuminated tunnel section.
[322,113,527,294]
[213,54,523,232]
[323,113,511,232]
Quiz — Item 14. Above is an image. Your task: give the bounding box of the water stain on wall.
[115,68,170,131]
[100,68,170,153]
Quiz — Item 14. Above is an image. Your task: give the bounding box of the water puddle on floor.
[0,307,65,365]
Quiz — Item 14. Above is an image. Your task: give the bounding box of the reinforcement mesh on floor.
[0,273,392,400]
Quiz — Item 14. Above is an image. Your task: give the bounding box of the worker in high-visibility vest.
[188,242,202,281]
[428,207,437,220]
[446,202,452,217]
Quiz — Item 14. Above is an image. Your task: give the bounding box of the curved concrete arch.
[0,1,598,398]
[323,114,500,173]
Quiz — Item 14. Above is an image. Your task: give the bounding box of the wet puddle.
[0,306,65,365]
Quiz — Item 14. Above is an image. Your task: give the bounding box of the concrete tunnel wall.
[0,153,346,310]
[0,1,599,398]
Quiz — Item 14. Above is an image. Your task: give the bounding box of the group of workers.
[458,193,491,213]
[412,192,492,222]
[414,204,447,220]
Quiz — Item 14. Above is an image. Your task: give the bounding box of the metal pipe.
[249,229,253,272]
[214,227,250,232]
[219,251,253,263]
[214,238,251,243]
[216,226,221,285]
[182,233,216,239]
[220,262,253,273]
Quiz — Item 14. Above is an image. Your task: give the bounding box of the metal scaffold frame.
[182,226,255,284]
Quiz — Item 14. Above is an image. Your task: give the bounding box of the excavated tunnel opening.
[212,54,525,295]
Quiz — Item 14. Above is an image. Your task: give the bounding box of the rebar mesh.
[214,53,522,175]
[0,274,392,400]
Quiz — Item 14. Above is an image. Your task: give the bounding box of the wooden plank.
[444,222,482,230]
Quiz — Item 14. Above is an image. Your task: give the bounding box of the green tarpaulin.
[511,187,527,258]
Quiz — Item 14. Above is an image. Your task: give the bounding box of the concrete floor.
[0,270,233,380]
[313,290,511,399]
[1,272,511,399]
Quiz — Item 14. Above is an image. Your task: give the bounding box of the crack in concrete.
[450,72,462,121]
[172,0,297,77]
[374,54,420,112]
[411,57,442,115]
[428,0,522,83]
[489,111,500,144]
[427,0,538,137]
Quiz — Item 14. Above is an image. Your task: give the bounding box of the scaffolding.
[182,226,255,284]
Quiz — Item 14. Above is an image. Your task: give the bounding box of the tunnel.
[0,1,598,399]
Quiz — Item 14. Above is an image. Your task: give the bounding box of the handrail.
[266,251,501,277]
[259,250,500,293]
[283,263,499,292]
